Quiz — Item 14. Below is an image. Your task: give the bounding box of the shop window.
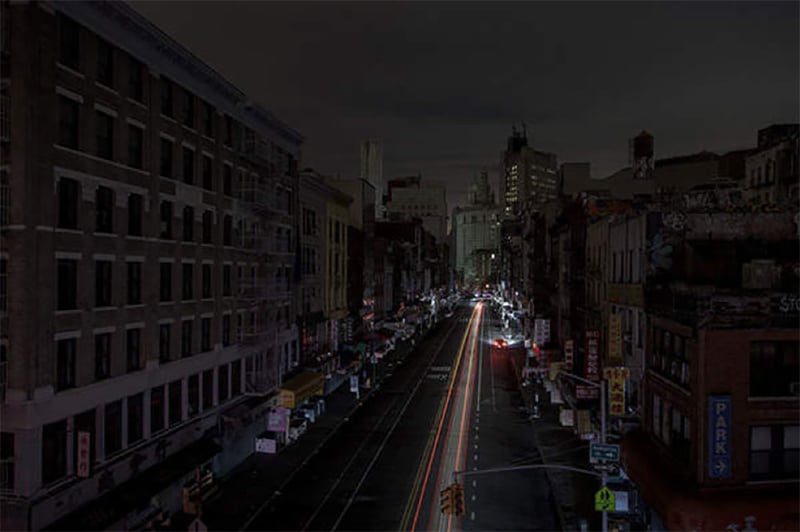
[127,393,143,446]
[150,385,165,434]
[104,400,122,456]
[750,425,800,480]
[169,380,182,426]
[188,374,199,417]
[202,369,213,410]
[42,420,67,484]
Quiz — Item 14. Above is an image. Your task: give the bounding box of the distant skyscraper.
[500,124,558,214]
[360,140,384,218]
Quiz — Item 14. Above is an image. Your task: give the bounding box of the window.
[128,193,143,236]
[182,146,194,184]
[202,101,214,137]
[231,359,241,396]
[128,56,144,102]
[94,333,111,381]
[202,155,213,190]
[1,180,8,226]
[96,37,114,87]
[750,425,800,480]
[202,211,213,244]
[56,338,76,391]
[95,186,113,233]
[160,200,173,239]
[0,258,6,313]
[95,112,114,160]
[58,178,80,230]
[202,264,212,299]
[95,260,112,307]
[104,400,122,456]
[218,364,229,403]
[182,263,193,300]
[169,380,182,426]
[150,385,165,434]
[57,259,77,310]
[0,432,14,492]
[223,165,232,196]
[201,317,211,352]
[160,78,173,117]
[182,88,194,128]
[126,261,141,305]
[202,369,213,410]
[58,96,79,149]
[223,215,232,246]
[159,262,172,302]
[222,314,231,346]
[222,264,231,297]
[41,420,67,484]
[188,374,199,417]
[224,115,233,147]
[159,323,171,363]
[126,328,140,372]
[182,206,194,242]
[127,393,143,445]
[181,320,193,358]
[128,125,143,169]
[160,138,173,177]
[57,14,80,70]
[750,341,800,397]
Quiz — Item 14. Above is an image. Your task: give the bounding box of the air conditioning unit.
[790,382,800,396]
[742,261,780,290]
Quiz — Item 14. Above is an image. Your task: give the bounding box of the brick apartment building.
[0,1,302,529]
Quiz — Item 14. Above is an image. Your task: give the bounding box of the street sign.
[708,395,732,479]
[590,442,620,463]
[594,486,615,511]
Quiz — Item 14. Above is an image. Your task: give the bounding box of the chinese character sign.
[585,330,600,382]
[608,315,623,366]
[268,406,289,432]
[77,431,91,478]
[708,395,732,479]
[603,367,630,417]
[564,339,574,371]
[534,319,550,346]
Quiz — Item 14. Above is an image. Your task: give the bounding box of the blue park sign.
[707,395,732,479]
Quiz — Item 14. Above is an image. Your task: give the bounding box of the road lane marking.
[471,512,476,521]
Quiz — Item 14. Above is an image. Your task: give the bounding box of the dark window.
[127,261,141,305]
[160,200,173,239]
[182,206,194,242]
[218,364,229,403]
[128,125,143,169]
[202,101,213,137]
[57,178,79,229]
[222,314,231,346]
[128,56,144,102]
[57,259,77,310]
[750,425,800,480]
[231,359,241,396]
[188,374,199,417]
[0,258,6,313]
[160,138,173,177]
[127,393,143,445]
[95,112,114,160]
[750,341,800,397]
[182,147,194,184]
[201,317,211,352]
[104,400,122,456]
[159,323,171,363]
[202,211,213,244]
[128,193,143,236]
[202,155,213,190]
[181,320,193,358]
[182,88,194,128]
[150,386,165,434]
[222,264,231,297]
[96,37,114,87]
[42,420,67,484]
[182,263,193,300]
[126,328,140,372]
[95,186,113,233]
[223,165,232,196]
[202,369,213,410]
[224,115,233,147]
[169,380,182,426]
[94,333,111,381]
[95,260,112,307]
[160,78,173,117]
[55,338,76,391]
[223,215,232,246]
[58,96,79,149]
[159,262,172,302]
[0,432,14,491]
[57,14,80,70]
[202,264,212,299]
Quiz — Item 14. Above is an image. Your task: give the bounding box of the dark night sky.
[133,1,798,209]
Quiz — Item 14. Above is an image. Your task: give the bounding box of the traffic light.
[440,485,454,515]
[453,482,465,516]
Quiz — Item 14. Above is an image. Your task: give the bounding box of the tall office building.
[0,2,302,529]
[360,140,384,219]
[500,125,558,214]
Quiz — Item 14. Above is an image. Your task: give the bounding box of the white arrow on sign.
[715,460,727,474]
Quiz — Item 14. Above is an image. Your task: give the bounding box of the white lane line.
[472,480,477,487]
[470,511,476,521]
[473,454,478,461]
[474,444,478,450]
[471,494,476,501]
[490,318,497,412]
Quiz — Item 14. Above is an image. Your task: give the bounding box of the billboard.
[267,406,289,432]
[604,367,630,417]
[563,340,574,371]
[608,315,623,366]
[584,330,601,382]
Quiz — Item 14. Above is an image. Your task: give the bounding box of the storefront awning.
[622,430,800,531]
